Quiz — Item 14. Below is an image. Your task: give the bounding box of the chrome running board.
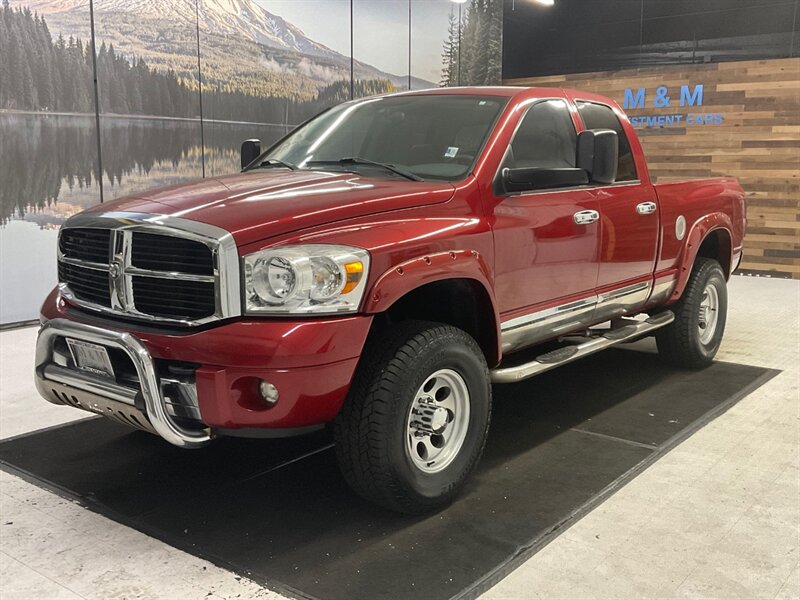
[490,311,675,384]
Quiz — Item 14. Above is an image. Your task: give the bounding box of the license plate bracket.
[66,338,115,379]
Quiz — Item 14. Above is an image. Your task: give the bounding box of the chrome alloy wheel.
[405,368,471,474]
[698,282,720,345]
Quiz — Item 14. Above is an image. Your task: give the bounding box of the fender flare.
[364,250,502,363]
[671,213,733,302]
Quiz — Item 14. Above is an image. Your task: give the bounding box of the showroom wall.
[0,0,503,325]
[503,0,800,279]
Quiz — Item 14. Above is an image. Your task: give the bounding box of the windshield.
[258,95,509,182]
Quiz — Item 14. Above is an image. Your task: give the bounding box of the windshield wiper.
[307,157,423,182]
[253,159,297,171]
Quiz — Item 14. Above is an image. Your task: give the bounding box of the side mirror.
[502,167,589,192]
[576,129,618,184]
[240,139,261,170]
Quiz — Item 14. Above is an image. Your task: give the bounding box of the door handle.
[636,201,657,215]
[573,210,600,225]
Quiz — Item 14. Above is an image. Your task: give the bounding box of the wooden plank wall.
[504,58,800,278]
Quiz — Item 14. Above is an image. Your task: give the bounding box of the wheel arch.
[364,251,501,366]
[696,228,733,278]
[671,216,733,302]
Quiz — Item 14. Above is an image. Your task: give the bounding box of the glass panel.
[508,100,577,170]
[92,1,203,200]
[503,0,794,78]
[430,0,503,87]
[410,0,452,89]
[0,1,99,324]
[502,0,642,78]
[453,0,504,86]
[353,0,409,98]
[201,1,353,177]
[641,0,794,66]
[266,94,508,181]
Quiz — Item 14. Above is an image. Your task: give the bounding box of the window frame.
[494,97,585,196]
[574,99,640,184]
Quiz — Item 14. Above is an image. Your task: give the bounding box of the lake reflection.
[0,112,289,324]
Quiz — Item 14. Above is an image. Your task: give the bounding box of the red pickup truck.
[36,87,745,513]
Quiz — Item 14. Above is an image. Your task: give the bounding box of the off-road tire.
[334,321,491,514]
[656,257,727,368]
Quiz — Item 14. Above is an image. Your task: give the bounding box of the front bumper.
[36,290,373,446]
[36,318,212,448]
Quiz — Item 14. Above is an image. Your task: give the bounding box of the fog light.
[258,380,279,405]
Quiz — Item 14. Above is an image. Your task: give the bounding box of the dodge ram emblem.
[108,262,121,278]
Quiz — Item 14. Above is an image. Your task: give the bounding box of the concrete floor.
[1,275,798,600]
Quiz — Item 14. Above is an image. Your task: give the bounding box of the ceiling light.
[511,0,555,8]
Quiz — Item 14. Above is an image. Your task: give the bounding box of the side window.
[506,99,577,171]
[576,101,638,182]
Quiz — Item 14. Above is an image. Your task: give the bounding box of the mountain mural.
[0,0,502,325]
[17,0,433,101]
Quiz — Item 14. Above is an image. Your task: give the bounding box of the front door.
[489,99,601,353]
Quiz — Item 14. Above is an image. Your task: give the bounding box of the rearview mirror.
[576,129,618,184]
[241,139,262,170]
[502,167,589,192]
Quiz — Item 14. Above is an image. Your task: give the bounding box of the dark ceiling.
[502,0,799,79]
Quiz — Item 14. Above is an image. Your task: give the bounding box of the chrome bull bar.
[35,318,211,448]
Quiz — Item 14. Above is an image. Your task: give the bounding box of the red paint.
[41,290,373,369]
[195,358,359,429]
[40,289,372,429]
[82,170,456,248]
[490,187,601,314]
[365,250,495,314]
[45,87,745,433]
[654,178,743,285]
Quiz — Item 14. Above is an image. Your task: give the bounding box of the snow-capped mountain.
[18,0,433,95]
[20,0,434,87]
[24,0,339,58]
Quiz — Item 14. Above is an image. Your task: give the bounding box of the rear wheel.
[656,257,728,368]
[334,321,491,514]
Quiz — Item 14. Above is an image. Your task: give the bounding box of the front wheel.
[334,321,491,514]
[656,257,728,368]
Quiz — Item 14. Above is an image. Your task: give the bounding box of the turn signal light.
[342,261,364,294]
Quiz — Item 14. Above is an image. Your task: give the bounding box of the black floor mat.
[0,347,776,600]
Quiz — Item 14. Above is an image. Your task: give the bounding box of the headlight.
[243,244,370,315]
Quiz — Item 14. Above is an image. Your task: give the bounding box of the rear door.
[573,99,659,318]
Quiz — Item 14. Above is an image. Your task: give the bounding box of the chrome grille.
[132,275,215,319]
[58,261,112,307]
[131,231,214,276]
[59,228,111,263]
[57,213,241,326]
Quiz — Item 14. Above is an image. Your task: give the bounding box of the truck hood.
[86,170,456,246]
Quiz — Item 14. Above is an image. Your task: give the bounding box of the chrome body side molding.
[499,280,656,354]
[647,279,677,306]
[500,296,597,354]
[593,281,652,322]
